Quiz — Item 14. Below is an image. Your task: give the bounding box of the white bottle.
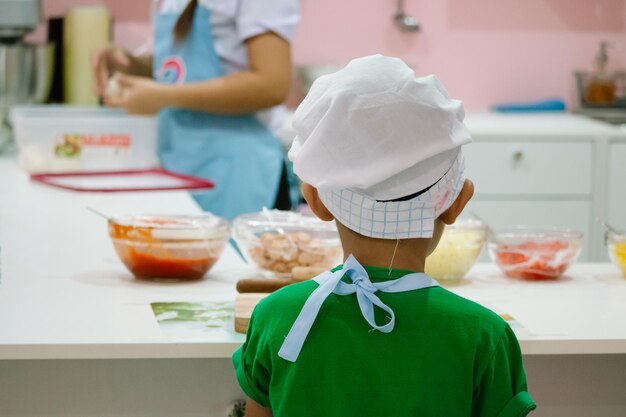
[64,5,111,105]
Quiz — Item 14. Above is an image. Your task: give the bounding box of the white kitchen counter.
[0,152,252,360]
[462,112,626,139]
[2,152,626,417]
[1,153,626,360]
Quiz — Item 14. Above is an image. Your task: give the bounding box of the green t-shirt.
[232,265,536,417]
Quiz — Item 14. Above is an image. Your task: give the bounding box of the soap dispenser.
[585,41,616,105]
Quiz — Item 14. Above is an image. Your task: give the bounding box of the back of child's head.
[289,54,472,241]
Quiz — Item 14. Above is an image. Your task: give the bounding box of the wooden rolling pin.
[236,267,328,293]
[236,277,292,293]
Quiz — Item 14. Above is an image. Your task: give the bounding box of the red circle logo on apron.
[156,56,186,84]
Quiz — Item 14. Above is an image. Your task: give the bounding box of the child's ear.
[302,183,335,221]
[439,179,474,225]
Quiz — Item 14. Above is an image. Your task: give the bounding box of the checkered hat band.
[319,153,465,239]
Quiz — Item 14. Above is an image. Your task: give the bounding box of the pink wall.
[294,0,626,109]
[31,0,151,50]
[37,0,626,109]
[41,0,149,22]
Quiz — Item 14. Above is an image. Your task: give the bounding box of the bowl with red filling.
[488,228,583,280]
[108,213,230,281]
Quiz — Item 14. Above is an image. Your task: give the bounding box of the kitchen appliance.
[0,0,54,152]
[575,42,626,125]
[575,70,626,124]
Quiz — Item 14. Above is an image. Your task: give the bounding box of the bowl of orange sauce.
[108,213,230,281]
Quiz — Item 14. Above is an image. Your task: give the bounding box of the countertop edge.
[3,339,626,360]
[0,342,242,360]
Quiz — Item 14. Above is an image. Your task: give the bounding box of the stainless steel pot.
[0,42,54,151]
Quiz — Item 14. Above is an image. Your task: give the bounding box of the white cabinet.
[607,141,626,231]
[462,113,621,262]
[464,142,592,196]
[464,141,594,260]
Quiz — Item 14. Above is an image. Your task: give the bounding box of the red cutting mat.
[30,168,215,192]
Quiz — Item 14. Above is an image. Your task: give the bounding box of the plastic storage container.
[108,213,230,281]
[488,228,583,280]
[233,210,342,278]
[425,218,486,284]
[11,105,158,173]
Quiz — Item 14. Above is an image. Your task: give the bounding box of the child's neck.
[337,224,431,273]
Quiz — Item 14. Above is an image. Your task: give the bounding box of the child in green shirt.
[233,54,536,417]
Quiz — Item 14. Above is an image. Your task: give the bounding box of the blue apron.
[153,5,284,219]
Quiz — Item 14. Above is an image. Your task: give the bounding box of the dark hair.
[173,0,198,42]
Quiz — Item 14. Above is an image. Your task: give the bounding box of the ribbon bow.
[278,255,438,362]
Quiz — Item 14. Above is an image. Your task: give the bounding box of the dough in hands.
[104,75,124,99]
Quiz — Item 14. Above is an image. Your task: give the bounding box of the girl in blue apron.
[93,0,299,219]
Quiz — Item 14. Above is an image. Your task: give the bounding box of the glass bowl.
[425,218,486,284]
[606,231,626,278]
[233,210,342,278]
[108,213,230,281]
[488,228,583,280]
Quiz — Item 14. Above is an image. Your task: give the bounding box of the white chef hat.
[288,54,472,239]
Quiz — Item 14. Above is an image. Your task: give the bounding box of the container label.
[82,134,131,148]
[54,133,132,158]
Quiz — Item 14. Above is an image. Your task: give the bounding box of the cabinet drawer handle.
[512,149,524,162]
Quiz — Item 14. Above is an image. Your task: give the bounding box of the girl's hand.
[91,46,131,95]
[104,74,169,115]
